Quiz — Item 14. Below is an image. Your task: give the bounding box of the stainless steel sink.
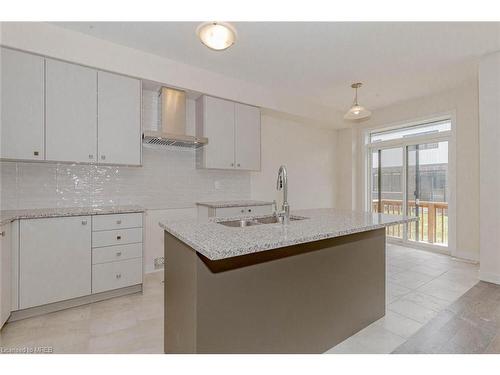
[254,215,307,224]
[218,215,308,227]
[218,219,261,228]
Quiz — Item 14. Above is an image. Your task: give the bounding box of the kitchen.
[1,17,500,363]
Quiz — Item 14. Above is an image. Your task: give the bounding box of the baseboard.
[453,249,479,262]
[8,284,143,322]
[479,271,500,285]
[145,267,164,275]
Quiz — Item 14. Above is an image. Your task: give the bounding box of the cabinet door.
[1,48,45,161]
[19,216,91,309]
[235,103,261,171]
[46,59,97,163]
[202,96,235,169]
[98,71,141,165]
[0,224,12,328]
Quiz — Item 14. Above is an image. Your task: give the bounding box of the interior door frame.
[366,116,454,255]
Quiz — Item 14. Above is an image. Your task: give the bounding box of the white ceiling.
[53,22,500,112]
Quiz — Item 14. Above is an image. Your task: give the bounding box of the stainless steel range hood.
[142,87,208,148]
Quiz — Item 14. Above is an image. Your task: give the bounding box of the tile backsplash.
[0,146,251,210]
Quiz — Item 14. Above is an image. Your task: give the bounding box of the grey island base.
[161,208,416,354]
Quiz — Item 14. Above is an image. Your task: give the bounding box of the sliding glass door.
[368,119,451,249]
[371,147,404,239]
[407,141,448,246]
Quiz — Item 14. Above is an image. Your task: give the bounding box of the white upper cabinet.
[97,71,141,166]
[46,59,98,163]
[197,96,235,169]
[234,103,261,171]
[1,48,45,161]
[196,96,261,171]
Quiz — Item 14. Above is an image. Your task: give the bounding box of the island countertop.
[159,208,417,261]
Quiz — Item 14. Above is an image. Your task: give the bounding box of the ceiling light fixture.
[196,22,237,51]
[344,82,371,121]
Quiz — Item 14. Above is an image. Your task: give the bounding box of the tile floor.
[393,281,500,353]
[0,244,479,354]
[326,244,479,354]
[0,271,164,354]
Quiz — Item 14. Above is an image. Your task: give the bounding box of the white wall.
[336,80,480,261]
[479,52,500,284]
[251,113,337,209]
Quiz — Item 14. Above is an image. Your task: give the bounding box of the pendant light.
[196,22,237,51]
[344,82,372,120]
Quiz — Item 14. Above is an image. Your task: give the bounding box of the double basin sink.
[218,215,307,228]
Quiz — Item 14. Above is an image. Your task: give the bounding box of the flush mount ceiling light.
[344,82,372,121]
[196,22,237,51]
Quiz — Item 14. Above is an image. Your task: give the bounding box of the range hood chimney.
[142,87,208,148]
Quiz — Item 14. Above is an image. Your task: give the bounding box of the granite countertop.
[196,200,273,208]
[0,205,145,226]
[159,208,418,260]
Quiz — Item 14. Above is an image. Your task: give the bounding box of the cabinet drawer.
[214,205,272,218]
[92,212,142,231]
[92,228,142,247]
[92,258,142,294]
[92,243,142,265]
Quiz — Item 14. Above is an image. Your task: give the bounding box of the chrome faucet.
[274,165,290,224]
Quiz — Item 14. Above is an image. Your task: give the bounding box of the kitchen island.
[160,208,416,354]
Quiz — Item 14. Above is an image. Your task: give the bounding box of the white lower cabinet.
[92,258,142,294]
[213,205,272,218]
[92,228,143,248]
[91,213,143,294]
[1,223,12,329]
[197,203,273,221]
[19,216,91,309]
[92,243,142,265]
[15,212,143,312]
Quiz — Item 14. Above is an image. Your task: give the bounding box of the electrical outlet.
[154,257,165,269]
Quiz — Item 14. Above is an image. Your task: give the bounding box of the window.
[370,120,451,143]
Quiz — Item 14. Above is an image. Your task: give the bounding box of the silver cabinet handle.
[101,155,106,160]
[116,220,122,224]
[88,154,94,159]
[116,273,122,279]
[0,231,5,237]
[81,220,87,225]
[116,251,122,256]
[237,163,241,167]
[240,209,245,213]
[230,162,234,167]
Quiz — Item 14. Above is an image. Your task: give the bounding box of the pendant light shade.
[344,83,371,120]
